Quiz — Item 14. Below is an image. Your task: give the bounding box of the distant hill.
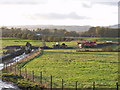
[2,24,119,32]
[108,24,120,29]
[6,25,91,32]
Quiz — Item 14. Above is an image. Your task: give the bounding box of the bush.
[102,47,113,51]
[2,73,43,89]
[2,73,23,83]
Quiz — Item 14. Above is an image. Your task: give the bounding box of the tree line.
[1,27,76,42]
[1,26,119,41]
[80,26,119,37]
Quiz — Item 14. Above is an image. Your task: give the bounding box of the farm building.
[77,41,96,48]
[77,41,118,48]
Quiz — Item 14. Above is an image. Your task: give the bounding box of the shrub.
[2,73,43,89]
[102,46,113,51]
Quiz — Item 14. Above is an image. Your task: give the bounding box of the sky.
[0,0,119,26]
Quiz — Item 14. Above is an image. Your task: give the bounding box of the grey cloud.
[96,2,118,6]
[82,0,119,8]
[92,0,119,6]
[33,12,90,20]
[0,0,47,5]
[82,3,93,8]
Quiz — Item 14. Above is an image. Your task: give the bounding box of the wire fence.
[3,65,119,89]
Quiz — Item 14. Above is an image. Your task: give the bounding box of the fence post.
[10,65,14,72]
[3,63,5,68]
[4,63,6,70]
[116,82,119,90]
[32,71,34,82]
[19,68,21,76]
[93,82,95,90]
[62,79,64,90]
[10,63,12,72]
[8,64,10,72]
[40,72,42,84]
[25,68,27,78]
[50,75,52,90]
[76,81,78,90]
[5,63,7,71]
[4,63,7,71]
[16,60,18,64]
[15,65,16,74]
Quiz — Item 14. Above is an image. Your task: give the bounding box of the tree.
[21,33,27,39]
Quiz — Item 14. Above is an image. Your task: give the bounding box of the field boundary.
[17,49,43,68]
[2,49,46,89]
[2,66,119,89]
[76,50,120,52]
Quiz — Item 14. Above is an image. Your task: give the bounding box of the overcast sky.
[0,0,119,26]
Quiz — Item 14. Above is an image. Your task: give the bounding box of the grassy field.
[68,37,119,42]
[22,49,118,88]
[1,37,119,48]
[1,37,119,55]
[1,37,119,88]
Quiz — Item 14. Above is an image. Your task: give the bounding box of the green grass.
[23,49,118,88]
[1,37,119,49]
[1,37,119,88]
[2,73,43,89]
[68,37,119,42]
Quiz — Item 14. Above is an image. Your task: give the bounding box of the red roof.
[77,41,96,46]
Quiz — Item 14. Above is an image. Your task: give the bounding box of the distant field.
[23,49,118,88]
[1,37,119,48]
[68,37,119,42]
[0,37,119,56]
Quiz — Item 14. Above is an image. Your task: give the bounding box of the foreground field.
[23,49,118,88]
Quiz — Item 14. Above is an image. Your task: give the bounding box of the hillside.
[108,24,120,29]
[6,25,91,32]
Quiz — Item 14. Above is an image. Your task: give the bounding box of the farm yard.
[0,37,119,88]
